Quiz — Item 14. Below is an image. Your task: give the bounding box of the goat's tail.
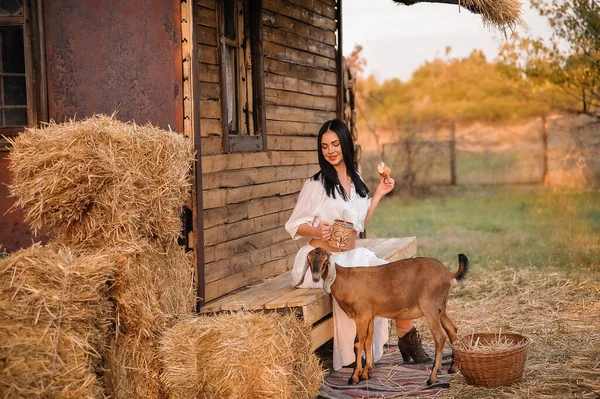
[453,254,469,282]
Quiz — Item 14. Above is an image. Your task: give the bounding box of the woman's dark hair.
[312,119,369,200]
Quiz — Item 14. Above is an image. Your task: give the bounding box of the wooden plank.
[310,317,334,351]
[263,26,335,59]
[246,193,301,220]
[265,88,336,112]
[197,24,217,46]
[284,0,336,19]
[198,6,217,27]
[201,150,318,173]
[202,194,299,229]
[267,135,318,151]
[199,118,221,136]
[264,287,310,309]
[265,58,337,85]
[204,253,294,301]
[199,99,220,119]
[262,9,336,46]
[200,136,222,155]
[300,293,332,326]
[204,209,292,246]
[265,74,336,97]
[264,40,335,71]
[265,120,323,136]
[205,239,303,283]
[198,0,217,11]
[288,288,328,308]
[202,179,305,209]
[199,63,219,83]
[266,104,337,124]
[199,44,218,64]
[199,82,220,100]
[204,226,292,263]
[202,164,315,190]
[263,0,336,32]
[220,277,292,311]
[245,282,298,310]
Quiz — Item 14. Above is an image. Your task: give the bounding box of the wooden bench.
[200,237,417,351]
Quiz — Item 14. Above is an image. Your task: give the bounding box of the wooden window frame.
[217,0,266,153]
[0,0,47,150]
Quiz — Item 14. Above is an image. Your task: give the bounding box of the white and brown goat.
[303,248,469,385]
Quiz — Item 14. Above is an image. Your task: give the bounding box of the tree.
[501,0,600,184]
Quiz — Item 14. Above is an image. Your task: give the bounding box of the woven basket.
[452,332,530,387]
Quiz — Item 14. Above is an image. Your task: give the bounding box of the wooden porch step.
[199,237,417,350]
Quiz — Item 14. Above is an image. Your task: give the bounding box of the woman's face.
[321,130,344,167]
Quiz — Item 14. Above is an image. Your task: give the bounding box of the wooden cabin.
[0,0,417,348]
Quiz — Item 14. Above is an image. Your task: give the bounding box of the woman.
[285,119,431,371]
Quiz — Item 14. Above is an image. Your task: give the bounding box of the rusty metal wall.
[43,0,184,132]
[0,153,44,252]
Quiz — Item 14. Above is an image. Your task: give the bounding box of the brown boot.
[397,327,433,363]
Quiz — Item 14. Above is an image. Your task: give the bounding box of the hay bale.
[8,114,194,248]
[104,334,163,399]
[0,243,114,398]
[159,312,324,399]
[94,240,195,340]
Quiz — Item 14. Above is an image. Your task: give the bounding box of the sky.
[342,0,555,82]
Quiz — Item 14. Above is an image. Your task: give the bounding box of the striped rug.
[319,346,454,398]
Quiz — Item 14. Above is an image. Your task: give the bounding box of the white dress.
[285,177,390,371]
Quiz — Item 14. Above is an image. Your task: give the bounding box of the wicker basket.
[452,332,530,387]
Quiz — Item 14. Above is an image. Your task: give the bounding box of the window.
[218,0,265,152]
[0,0,45,147]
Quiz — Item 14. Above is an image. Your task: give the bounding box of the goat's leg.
[424,314,446,385]
[360,318,375,381]
[441,312,459,374]
[349,317,369,385]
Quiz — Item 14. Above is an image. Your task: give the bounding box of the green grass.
[367,185,600,273]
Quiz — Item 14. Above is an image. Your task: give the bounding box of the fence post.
[541,114,549,186]
[450,121,457,185]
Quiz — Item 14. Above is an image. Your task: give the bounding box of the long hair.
[312,119,369,200]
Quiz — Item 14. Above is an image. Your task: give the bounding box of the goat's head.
[305,248,336,293]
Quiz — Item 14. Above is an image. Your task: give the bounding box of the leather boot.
[397,327,433,363]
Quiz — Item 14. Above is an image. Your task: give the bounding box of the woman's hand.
[315,221,332,240]
[375,176,395,198]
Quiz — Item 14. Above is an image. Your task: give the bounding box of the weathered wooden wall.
[198,0,338,301]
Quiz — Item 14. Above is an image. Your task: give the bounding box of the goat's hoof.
[359,373,370,381]
[426,378,435,386]
[348,376,359,385]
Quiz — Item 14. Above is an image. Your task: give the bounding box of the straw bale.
[159,312,324,399]
[8,114,194,248]
[104,334,163,399]
[100,240,195,339]
[0,243,114,398]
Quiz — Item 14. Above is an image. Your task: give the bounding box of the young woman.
[285,119,431,370]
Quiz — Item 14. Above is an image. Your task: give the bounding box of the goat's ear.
[322,255,336,294]
[294,257,311,288]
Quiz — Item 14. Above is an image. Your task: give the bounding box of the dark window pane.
[2,26,25,73]
[4,107,27,126]
[4,75,27,105]
[0,0,23,16]
[223,0,236,40]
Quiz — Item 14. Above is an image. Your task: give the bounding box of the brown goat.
[303,248,469,385]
